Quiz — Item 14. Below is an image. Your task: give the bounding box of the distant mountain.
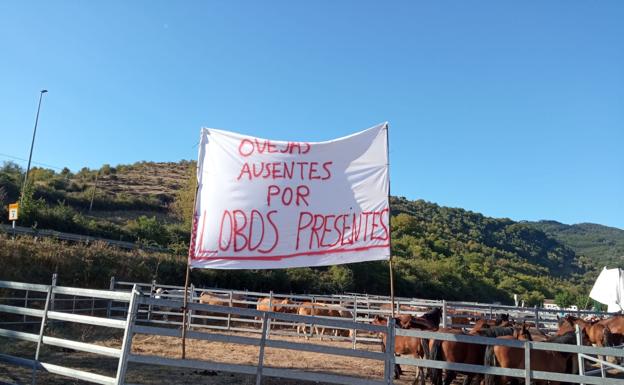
[526,220,624,268]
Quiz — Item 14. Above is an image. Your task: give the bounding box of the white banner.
[190,123,390,269]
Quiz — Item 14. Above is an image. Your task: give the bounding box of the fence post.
[383,318,395,384]
[352,294,358,349]
[442,300,447,328]
[50,273,57,311]
[266,291,273,339]
[488,305,493,320]
[107,276,115,318]
[23,289,29,323]
[188,284,195,329]
[31,285,53,385]
[534,306,539,328]
[227,290,233,330]
[255,312,269,385]
[147,279,156,321]
[115,285,140,385]
[575,324,585,385]
[524,340,531,385]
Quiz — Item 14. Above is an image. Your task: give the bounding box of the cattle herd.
[151,288,624,385]
[153,289,355,339]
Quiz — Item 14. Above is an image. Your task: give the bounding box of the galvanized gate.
[0,280,139,385]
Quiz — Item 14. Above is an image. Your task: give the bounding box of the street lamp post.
[20,89,48,204]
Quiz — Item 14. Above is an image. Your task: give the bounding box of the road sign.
[8,203,18,221]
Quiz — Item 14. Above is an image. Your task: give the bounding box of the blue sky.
[1,1,622,229]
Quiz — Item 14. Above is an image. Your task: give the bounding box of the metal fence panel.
[39,362,116,385]
[46,310,127,329]
[0,281,49,292]
[264,339,385,361]
[0,304,45,318]
[53,286,132,302]
[43,336,122,358]
[127,354,258,375]
[261,367,386,385]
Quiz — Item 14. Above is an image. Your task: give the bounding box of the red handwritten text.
[239,139,310,157]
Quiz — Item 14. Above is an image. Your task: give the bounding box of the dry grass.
[94,162,189,198]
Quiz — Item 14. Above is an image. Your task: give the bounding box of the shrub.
[125,216,170,247]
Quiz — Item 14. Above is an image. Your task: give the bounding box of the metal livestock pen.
[2,277,623,385]
[109,277,618,340]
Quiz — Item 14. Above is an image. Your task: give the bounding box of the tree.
[554,291,575,308]
[0,186,7,219]
[170,162,197,230]
[125,216,170,246]
[18,182,45,226]
[574,294,591,310]
[325,265,354,292]
[1,161,23,177]
[523,291,545,307]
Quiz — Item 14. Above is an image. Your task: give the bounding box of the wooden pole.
[385,123,396,318]
[88,172,99,212]
[181,262,191,359]
[181,171,200,359]
[389,259,396,318]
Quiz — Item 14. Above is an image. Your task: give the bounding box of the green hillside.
[0,160,604,307]
[527,220,624,268]
[0,161,192,251]
[389,197,587,305]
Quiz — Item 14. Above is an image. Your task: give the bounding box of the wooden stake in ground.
[181,181,200,359]
[181,262,192,359]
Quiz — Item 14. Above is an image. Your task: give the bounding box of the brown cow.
[255,297,297,330]
[296,302,353,339]
[195,291,248,326]
[198,291,247,307]
[256,297,297,313]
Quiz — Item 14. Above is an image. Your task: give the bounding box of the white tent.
[589,267,624,312]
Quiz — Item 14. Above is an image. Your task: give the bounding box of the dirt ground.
[2,324,620,385]
[0,327,438,385]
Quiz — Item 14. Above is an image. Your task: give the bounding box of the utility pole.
[20,89,48,205]
[89,172,99,212]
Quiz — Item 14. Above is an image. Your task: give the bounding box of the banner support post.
[181,175,200,359]
[385,123,396,318]
[181,262,192,359]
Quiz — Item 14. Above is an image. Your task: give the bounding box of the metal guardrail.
[0,223,169,253]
